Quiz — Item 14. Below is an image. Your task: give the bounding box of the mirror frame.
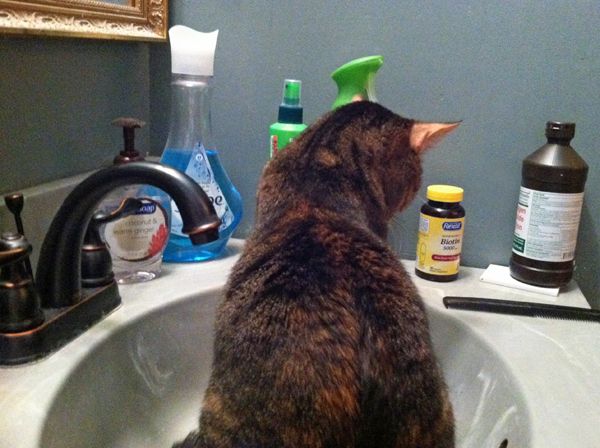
[0,0,167,42]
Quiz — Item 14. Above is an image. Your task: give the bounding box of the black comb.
[443,296,600,323]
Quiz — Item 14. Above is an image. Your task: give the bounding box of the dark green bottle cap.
[277,79,304,124]
[546,121,575,140]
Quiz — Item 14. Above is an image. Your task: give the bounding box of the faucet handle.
[81,198,144,288]
[0,232,29,266]
[4,194,25,233]
[3,193,34,278]
[0,232,44,333]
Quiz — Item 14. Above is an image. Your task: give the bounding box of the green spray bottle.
[269,56,383,158]
[269,79,307,158]
[331,55,384,109]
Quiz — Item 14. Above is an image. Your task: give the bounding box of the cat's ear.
[410,121,461,153]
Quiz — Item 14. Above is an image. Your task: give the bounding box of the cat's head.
[258,101,459,235]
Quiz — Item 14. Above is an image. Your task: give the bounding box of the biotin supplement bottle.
[510,122,588,287]
[416,185,465,282]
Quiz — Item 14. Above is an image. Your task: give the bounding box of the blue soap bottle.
[159,25,242,262]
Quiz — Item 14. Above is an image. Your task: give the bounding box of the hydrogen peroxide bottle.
[159,26,242,262]
[510,121,588,287]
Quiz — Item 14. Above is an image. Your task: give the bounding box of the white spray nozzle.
[169,25,219,76]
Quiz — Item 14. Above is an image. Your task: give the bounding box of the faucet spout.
[36,162,220,308]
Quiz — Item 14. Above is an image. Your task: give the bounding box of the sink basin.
[2,241,598,448]
[431,306,529,447]
[40,291,530,448]
[41,290,219,448]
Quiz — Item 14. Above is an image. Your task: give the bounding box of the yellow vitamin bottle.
[415,185,465,282]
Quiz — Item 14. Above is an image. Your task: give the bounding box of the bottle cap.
[545,121,575,140]
[278,79,304,124]
[331,55,384,109]
[169,25,219,76]
[427,185,464,202]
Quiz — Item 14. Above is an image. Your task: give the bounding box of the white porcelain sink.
[41,289,220,448]
[1,239,599,448]
[39,289,529,448]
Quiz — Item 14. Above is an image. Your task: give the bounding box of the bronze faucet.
[0,162,220,364]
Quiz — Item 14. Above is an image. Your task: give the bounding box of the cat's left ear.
[410,121,461,153]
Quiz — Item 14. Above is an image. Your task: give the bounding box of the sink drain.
[498,440,508,448]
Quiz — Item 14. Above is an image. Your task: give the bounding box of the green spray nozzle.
[278,79,304,124]
[331,55,384,109]
[282,79,302,106]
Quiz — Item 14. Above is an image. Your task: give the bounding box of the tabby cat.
[175,101,459,448]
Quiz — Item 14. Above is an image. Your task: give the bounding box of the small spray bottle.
[269,79,307,158]
[331,55,384,109]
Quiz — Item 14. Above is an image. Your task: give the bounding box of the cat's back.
[209,208,451,448]
[226,204,415,307]
[197,100,455,447]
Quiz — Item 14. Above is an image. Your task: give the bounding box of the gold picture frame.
[0,0,168,42]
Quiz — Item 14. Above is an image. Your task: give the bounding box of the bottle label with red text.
[416,214,465,276]
[104,198,168,261]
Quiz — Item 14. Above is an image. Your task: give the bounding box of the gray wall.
[0,36,151,191]
[150,1,600,306]
[0,2,598,306]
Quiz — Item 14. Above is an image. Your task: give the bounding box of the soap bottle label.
[104,198,169,261]
[416,215,465,276]
[170,143,233,237]
[512,186,583,262]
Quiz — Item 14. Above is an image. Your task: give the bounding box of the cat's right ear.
[410,121,461,153]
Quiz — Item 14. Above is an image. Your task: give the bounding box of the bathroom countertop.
[0,240,598,448]
[407,260,599,448]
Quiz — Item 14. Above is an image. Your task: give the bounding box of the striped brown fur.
[175,101,458,448]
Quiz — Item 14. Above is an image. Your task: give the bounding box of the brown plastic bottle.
[509,121,588,287]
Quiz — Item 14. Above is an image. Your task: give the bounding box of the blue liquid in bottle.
[159,70,242,262]
[160,147,242,261]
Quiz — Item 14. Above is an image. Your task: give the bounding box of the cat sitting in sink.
[175,101,459,448]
